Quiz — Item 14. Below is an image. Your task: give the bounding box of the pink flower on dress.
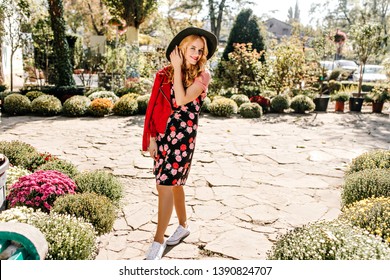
[177,132,184,139]
[175,149,181,155]
[187,127,193,134]
[175,155,182,162]
[174,113,181,119]
[182,151,188,158]
[160,174,168,181]
[195,105,200,111]
[189,113,195,119]
[189,143,195,150]
[166,163,172,170]
[180,121,186,128]
[170,131,176,138]
[171,169,177,176]
[172,138,178,145]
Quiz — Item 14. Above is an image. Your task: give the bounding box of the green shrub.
[85,87,106,97]
[23,152,57,171]
[267,219,390,260]
[238,102,262,118]
[31,95,62,116]
[5,165,31,189]
[62,95,91,117]
[341,168,390,206]
[25,91,45,101]
[88,90,119,103]
[201,96,211,113]
[136,94,150,114]
[0,140,38,167]
[0,207,97,260]
[208,97,238,117]
[340,197,390,244]
[52,192,116,235]
[327,80,342,94]
[230,94,250,107]
[290,94,315,113]
[331,91,350,102]
[113,93,139,116]
[88,98,113,117]
[271,95,290,113]
[346,149,390,175]
[74,170,123,205]
[3,93,31,115]
[0,84,7,92]
[38,158,79,180]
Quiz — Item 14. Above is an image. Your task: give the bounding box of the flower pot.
[313,96,330,112]
[334,100,345,112]
[349,97,364,112]
[372,102,384,113]
[0,154,10,211]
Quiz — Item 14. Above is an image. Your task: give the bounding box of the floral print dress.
[153,82,206,186]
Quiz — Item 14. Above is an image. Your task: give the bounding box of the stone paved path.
[1,109,389,260]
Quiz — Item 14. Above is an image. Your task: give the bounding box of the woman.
[142,27,217,260]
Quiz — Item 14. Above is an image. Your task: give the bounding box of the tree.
[166,0,203,35]
[288,0,300,23]
[222,8,265,61]
[103,0,158,45]
[350,22,385,96]
[1,0,30,91]
[47,0,75,86]
[0,3,5,84]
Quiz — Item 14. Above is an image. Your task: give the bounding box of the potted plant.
[0,154,10,211]
[331,91,350,112]
[350,22,385,112]
[365,86,390,113]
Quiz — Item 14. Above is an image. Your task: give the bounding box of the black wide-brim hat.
[165,27,218,61]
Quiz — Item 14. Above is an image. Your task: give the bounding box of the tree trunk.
[10,52,14,91]
[0,46,4,85]
[208,0,226,40]
[47,0,75,87]
[126,26,139,46]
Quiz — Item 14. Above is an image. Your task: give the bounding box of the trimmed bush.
[201,96,211,113]
[230,94,250,107]
[52,192,116,235]
[208,97,238,117]
[346,149,390,175]
[0,207,97,260]
[239,102,262,118]
[74,170,123,205]
[62,95,91,117]
[271,95,290,113]
[113,93,139,116]
[88,90,119,103]
[267,219,390,260]
[340,197,390,243]
[23,152,57,172]
[31,95,62,116]
[0,140,38,167]
[38,158,79,180]
[25,91,45,101]
[88,98,114,117]
[3,93,31,115]
[290,94,315,113]
[6,170,77,212]
[341,168,390,206]
[136,94,150,114]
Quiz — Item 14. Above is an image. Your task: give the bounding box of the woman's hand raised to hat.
[170,46,183,70]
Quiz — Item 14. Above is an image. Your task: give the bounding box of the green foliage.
[222,8,265,61]
[267,219,390,260]
[25,91,45,101]
[88,98,114,117]
[136,94,150,114]
[0,84,7,92]
[201,96,211,113]
[62,95,91,117]
[31,95,62,116]
[38,158,79,180]
[0,140,38,168]
[230,94,250,107]
[3,93,31,115]
[331,91,350,102]
[74,170,123,205]
[346,149,390,175]
[88,90,119,103]
[340,197,390,244]
[5,165,31,189]
[270,95,291,113]
[208,97,238,117]
[113,93,139,116]
[341,168,390,206]
[365,85,390,103]
[327,80,342,94]
[24,152,57,172]
[238,102,262,118]
[52,192,116,236]
[290,94,315,113]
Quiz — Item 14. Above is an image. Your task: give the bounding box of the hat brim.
[166,27,218,61]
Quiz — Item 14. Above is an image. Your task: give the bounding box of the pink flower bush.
[6,170,77,212]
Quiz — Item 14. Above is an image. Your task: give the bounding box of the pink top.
[193,70,211,93]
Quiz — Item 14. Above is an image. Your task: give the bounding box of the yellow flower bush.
[88,98,114,117]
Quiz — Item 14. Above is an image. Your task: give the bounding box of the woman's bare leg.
[154,185,174,244]
[172,186,187,227]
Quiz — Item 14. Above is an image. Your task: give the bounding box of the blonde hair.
[168,35,208,87]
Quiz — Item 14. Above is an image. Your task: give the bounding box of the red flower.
[187,120,193,126]
[189,137,194,143]
[180,144,187,151]
[173,162,179,169]
[172,179,178,185]
[250,95,271,108]
[170,126,176,131]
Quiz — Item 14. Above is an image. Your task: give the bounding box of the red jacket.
[142,67,172,151]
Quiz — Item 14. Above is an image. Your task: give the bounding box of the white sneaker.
[166,225,190,246]
[145,241,166,260]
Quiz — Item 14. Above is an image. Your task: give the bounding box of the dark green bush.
[3,93,31,115]
[346,149,390,175]
[238,102,262,118]
[38,158,79,180]
[341,168,390,206]
[31,95,62,116]
[0,140,38,167]
[74,170,123,205]
[267,219,390,260]
[208,97,238,117]
[271,95,290,113]
[113,93,139,116]
[62,95,91,117]
[290,94,315,113]
[25,91,45,101]
[52,192,116,235]
[231,94,250,107]
[136,94,150,114]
